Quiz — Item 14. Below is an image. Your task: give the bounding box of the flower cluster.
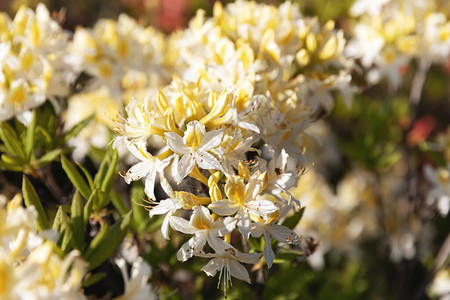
[346,0,450,89]
[0,194,87,299]
[0,4,74,123]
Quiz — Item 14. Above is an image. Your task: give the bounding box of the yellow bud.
[165,109,183,135]
[208,171,221,188]
[324,20,335,31]
[6,194,23,213]
[210,182,222,202]
[296,48,310,66]
[213,1,224,19]
[306,32,317,53]
[318,34,337,60]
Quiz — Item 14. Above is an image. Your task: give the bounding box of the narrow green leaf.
[25,110,37,160]
[100,148,118,192]
[22,176,49,231]
[93,190,110,211]
[282,207,305,230]
[84,189,97,225]
[76,162,94,191]
[93,152,110,188]
[59,208,74,252]
[85,211,132,270]
[110,190,129,216]
[0,122,26,158]
[131,182,148,231]
[83,272,106,288]
[61,155,91,200]
[71,191,85,251]
[0,159,23,172]
[1,154,25,165]
[36,149,63,167]
[64,114,94,143]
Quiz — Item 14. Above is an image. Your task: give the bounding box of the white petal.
[195,151,222,171]
[235,251,262,265]
[264,232,275,268]
[211,217,237,236]
[249,222,265,238]
[161,215,171,240]
[165,132,189,154]
[149,199,173,217]
[177,236,206,262]
[199,129,223,151]
[159,173,175,199]
[237,210,251,240]
[209,200,239,216]
[178,153,196,182]
[201,258,221,277]
[228,259,251,283]
[144,167,157,200]
[169,216,197,235]
[268,224,300,244]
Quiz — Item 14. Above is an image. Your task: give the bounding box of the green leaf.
[22,176,49,231]
[61,154,91,200]
[64,114,94,143]
[75,162,94,191]
[83,272,106,288]
[100,148,118,193]
[0,122,26,159]
[110,190,129,216]
[25,110,37,160]
[93,152,110,188]
[84,189,97,225]
[36,149,63,167]
[1,154,25,166]
[84,211,132,270]
[0,160,23,172]
[93,190,110,211]
[71,191,85,251]
[54,206,74,252]
[282,207,305,229]
[131,181,149,231]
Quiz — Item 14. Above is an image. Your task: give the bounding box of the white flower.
[114,257,156,300]
[197,242,262,296]
[208,172,278,240]
[145,177,183,239]
[424,164,450,216]
[250,218,300,268]
[169,205,236,261]
[165,120,223,182]
[121,140,171,200]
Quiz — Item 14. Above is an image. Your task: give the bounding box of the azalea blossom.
[169,205,236,261]
[165,120,223,182]
[209,172,279,240]
[114,257,157,300]
[120,140,171,200]
[250,213,301,268]
[197,242,262,296]
[144,177,184,239]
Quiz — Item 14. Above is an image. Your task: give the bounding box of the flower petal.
[209,200,239,216]
[228,259,251,283]
[195,151,222,171]
[169,216,197,235]
[165,132,189,154]
[178,153,196,182]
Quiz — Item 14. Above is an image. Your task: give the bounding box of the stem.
[409,59,431,115]
[36,165,65,201]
